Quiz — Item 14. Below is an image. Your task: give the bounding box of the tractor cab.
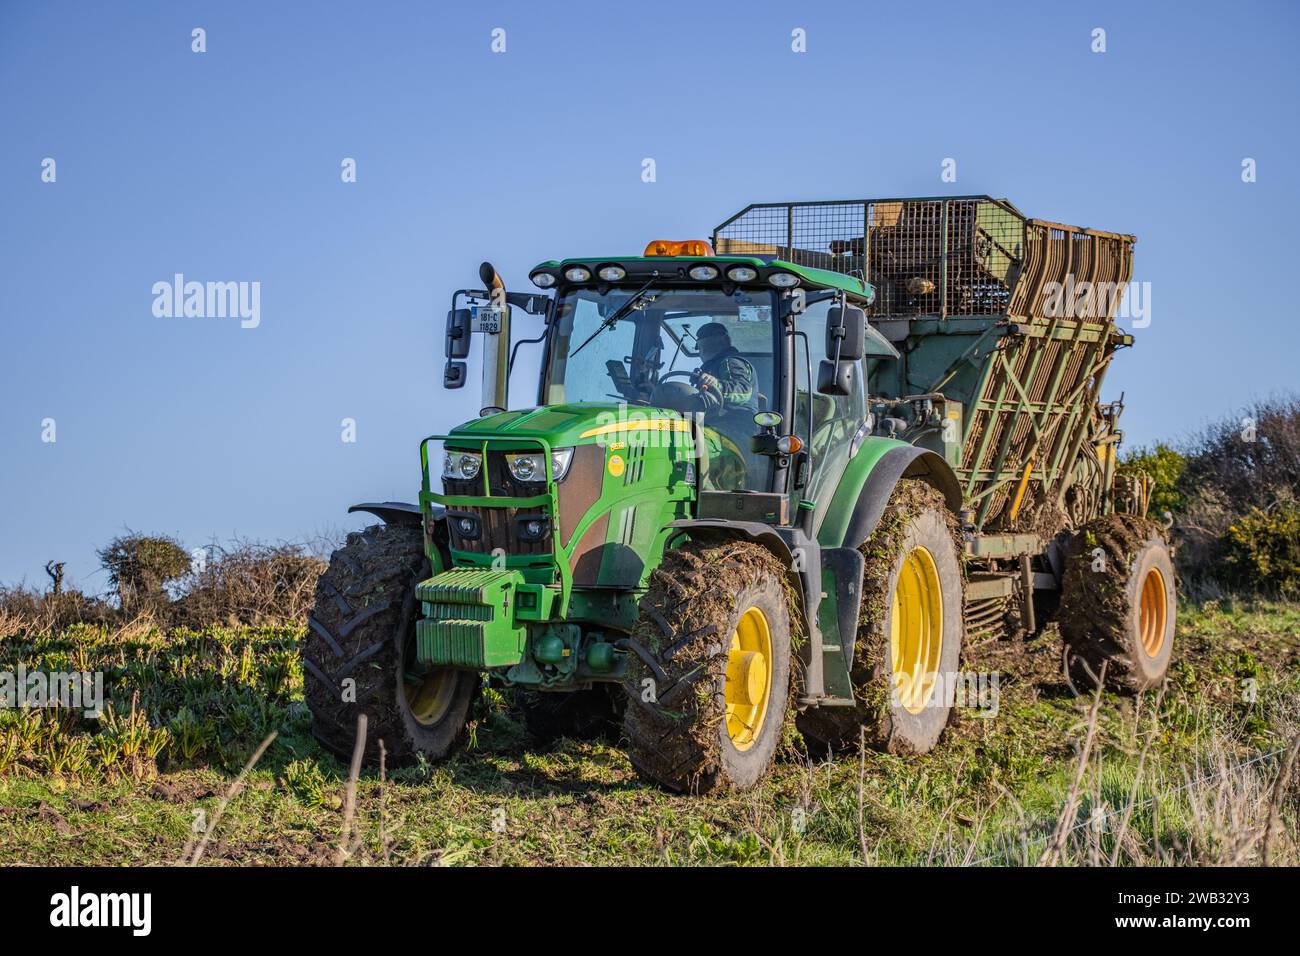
[440,240,890,536]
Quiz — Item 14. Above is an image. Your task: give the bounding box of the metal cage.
[713,197,1134,324]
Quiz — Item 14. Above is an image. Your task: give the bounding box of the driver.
[692,322,757,424]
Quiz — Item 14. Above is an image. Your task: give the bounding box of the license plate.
[472,306,502,334]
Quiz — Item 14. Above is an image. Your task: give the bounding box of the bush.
[1179,395,1300,513]
[1171,394,1300,597]
[97,534,190,617]
[1220,501,1300,598]
[1121,442,1187,516]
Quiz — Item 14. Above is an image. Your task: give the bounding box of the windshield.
[544,286,779,489]
[545,287,776,406]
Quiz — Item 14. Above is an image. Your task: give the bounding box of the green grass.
[1,600,1297,866]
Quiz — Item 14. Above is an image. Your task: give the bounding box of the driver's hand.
[695,372,720,394]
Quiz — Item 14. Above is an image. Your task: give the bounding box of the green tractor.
[303,196,1176,793]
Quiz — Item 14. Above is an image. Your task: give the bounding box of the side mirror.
[825,305,867,361]
[444,360,466,389]
[817,358,857,397]
[445,309,472,359]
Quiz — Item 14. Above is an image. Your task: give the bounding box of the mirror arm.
[828,290,848,364]
[505,291,550,315]
[779,287,838,320]
[509,321,550,376]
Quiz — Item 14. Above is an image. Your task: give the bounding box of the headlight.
[688,264,719,281]
[506,447,574,482]
[550,447,574,480]
[564,266,592,283]
[597,265,626,281]
[727,266,758,282]
[530,271,556,288]
[442,450,482,480]
[767,272,800,288]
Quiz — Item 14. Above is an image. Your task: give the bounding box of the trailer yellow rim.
[1139,567,1167,657]
[404,669,457,726]
[891,546,944,715]
[724,606,772,751]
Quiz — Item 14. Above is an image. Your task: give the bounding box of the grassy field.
[1,601,1297,866]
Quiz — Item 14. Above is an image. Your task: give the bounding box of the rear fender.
[819,442,962,550]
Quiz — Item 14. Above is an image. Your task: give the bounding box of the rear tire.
[622,541,793,793]
[303,523,476,765]
[798,480,964,755]
[1059,514,1176,694]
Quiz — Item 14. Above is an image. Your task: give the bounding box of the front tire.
[622,541,793,793]
[798,480,964,755]
[303,523,476,765]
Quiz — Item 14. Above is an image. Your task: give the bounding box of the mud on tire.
[622,541,793,794]
[797,480,964,756]
[1060,514,1176,694]
[303,522,476,765]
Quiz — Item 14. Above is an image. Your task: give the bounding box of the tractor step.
[415,567,526,669]
[798,694,859,708]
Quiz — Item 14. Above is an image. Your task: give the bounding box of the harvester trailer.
[304,195,1175,793]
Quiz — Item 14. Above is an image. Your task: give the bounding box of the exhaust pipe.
[478,261,511,416]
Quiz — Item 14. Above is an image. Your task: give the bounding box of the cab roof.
[529,255,875,303]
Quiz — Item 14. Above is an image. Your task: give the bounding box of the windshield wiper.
[568,280,658,359]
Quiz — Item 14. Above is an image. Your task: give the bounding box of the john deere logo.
[608,454,626,477]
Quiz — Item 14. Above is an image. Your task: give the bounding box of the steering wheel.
[658,370,695,384]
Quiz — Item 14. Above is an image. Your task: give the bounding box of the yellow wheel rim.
[1138,567,1167,658]
[724,606,772,752]
[890,546,944,715]
[404,669,457,727]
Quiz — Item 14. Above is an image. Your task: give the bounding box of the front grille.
[445,505,550,555]
[443,449,548,555]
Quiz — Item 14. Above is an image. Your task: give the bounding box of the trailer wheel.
[622,541,793,793]
[1060,514,1176,694]
[303,523,477,765]
[798,480,964,755]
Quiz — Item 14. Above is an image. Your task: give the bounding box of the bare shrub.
[0,584,115,637]
[175,539,325,627]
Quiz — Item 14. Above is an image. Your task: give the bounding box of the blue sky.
[1,0,1297,591]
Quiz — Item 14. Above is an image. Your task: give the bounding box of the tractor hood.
[445,403,694,449]
[425,401,702,598]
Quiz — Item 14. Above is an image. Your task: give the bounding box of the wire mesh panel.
[713,197,1134,324]
[712,204,792,259]
[793,203,868,275]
